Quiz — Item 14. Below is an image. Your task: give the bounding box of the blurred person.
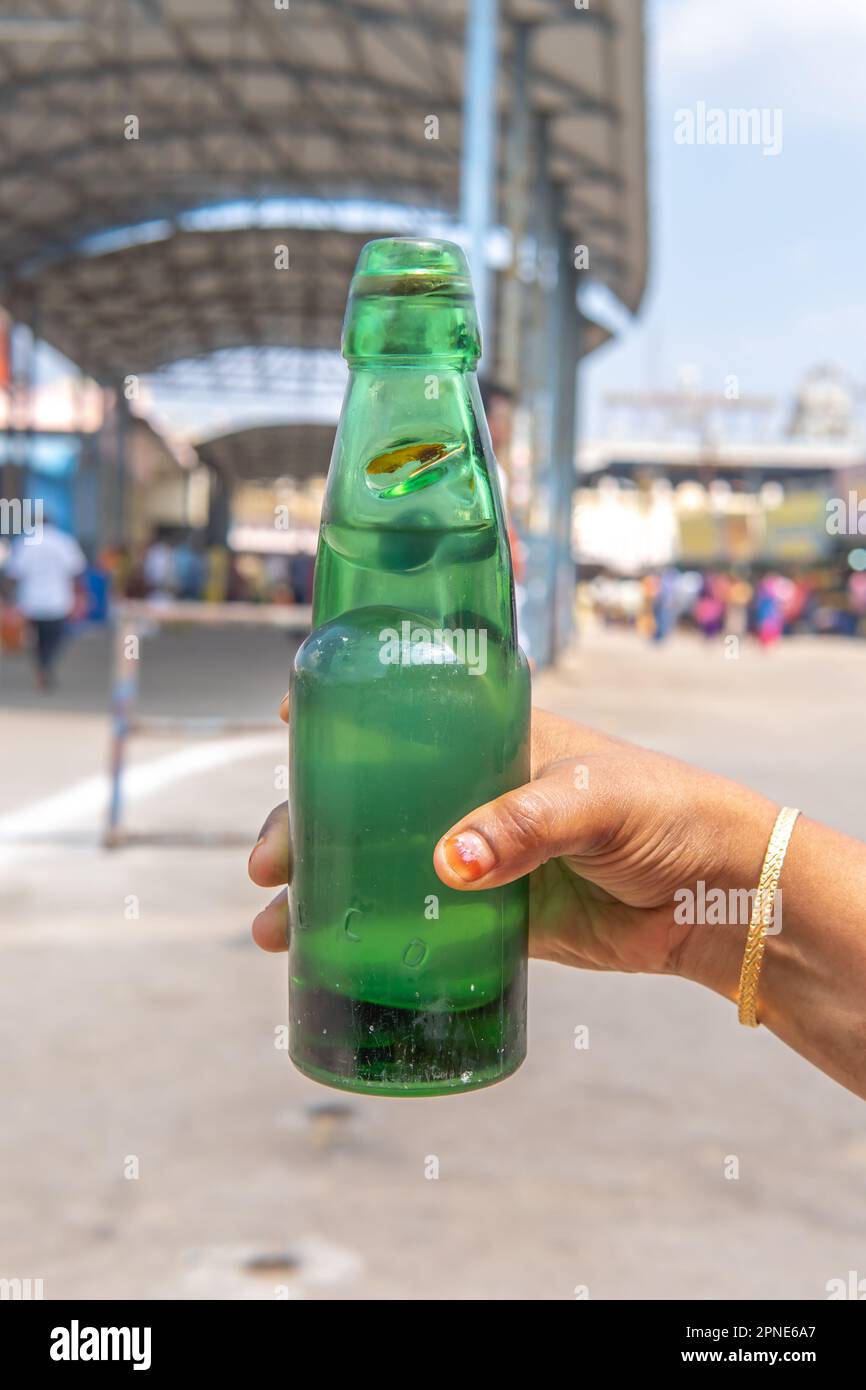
[847,568,866,634]
[478,377,514,476]
[226,554,248,602]
[248,554,271,603]
[97,544,124,590]
[99,544,135,607]
[785,575,811,633]
[289,552,315,606]
[81,552,111,624]
[142,529,176,600]
[204,545,229,602]
[753,573,785,647]
[264,554,292,605]
[776,574,798,632]
[123,547,149,600]
[3,514,86,690]
[251,701,866,1103]
[694,572,726,639]
[233,552,269,601]
[173,532,206,601]
[726,574,753,637]
[0,603,26,651]
[649,566,681,643]
[637,572,657,638]
[619,576,645,628]
[575,578,598,633]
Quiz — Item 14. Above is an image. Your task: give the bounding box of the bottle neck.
[312,367,517,644]
[341,285,481,369]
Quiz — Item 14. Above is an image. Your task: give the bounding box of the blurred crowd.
[6,515,866,696]
[581,566,866,645]
[114,529,315,607]
[1,523,315,689]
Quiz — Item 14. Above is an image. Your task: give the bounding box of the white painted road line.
[0,734,281,865]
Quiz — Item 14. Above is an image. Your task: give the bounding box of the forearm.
[679,814,866,1100]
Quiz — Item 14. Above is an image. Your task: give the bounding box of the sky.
[581,0,866,436]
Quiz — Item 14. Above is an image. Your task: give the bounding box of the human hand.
[249,699,776,987]
[430,706,777,982]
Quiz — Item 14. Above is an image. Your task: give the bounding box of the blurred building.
[578,373,866,575]
[0,1,649,666]
[0,339,194,553]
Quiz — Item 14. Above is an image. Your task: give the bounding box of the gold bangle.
[737,806,800,1027]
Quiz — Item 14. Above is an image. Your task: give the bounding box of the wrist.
[673,787,779,999]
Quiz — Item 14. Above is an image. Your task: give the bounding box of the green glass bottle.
[289,238,530,1096]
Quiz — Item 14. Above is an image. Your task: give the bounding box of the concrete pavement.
[2,622,865,1300]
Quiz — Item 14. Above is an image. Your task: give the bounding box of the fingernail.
[248,835,266,869]
[442,830,495,882]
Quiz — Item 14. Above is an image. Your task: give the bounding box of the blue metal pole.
[461,0,498,362]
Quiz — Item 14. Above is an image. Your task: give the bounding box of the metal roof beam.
[0,57,620,125]
[0,119,458,185]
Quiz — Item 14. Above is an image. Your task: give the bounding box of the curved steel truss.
[0,0,647,387]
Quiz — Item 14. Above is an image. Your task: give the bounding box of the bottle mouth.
[342,237,481,365]
[348,237,473,294]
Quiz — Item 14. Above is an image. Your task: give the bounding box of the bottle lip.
[347,237,475,301]
[348,270,474,301]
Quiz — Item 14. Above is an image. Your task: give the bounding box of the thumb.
[433,761,603,891]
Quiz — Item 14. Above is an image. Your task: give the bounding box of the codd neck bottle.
[289,237,530,1096]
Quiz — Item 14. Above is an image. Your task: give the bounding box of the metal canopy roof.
[195,421,336,482]
[18,227,372,382]
[0,0,647,385]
